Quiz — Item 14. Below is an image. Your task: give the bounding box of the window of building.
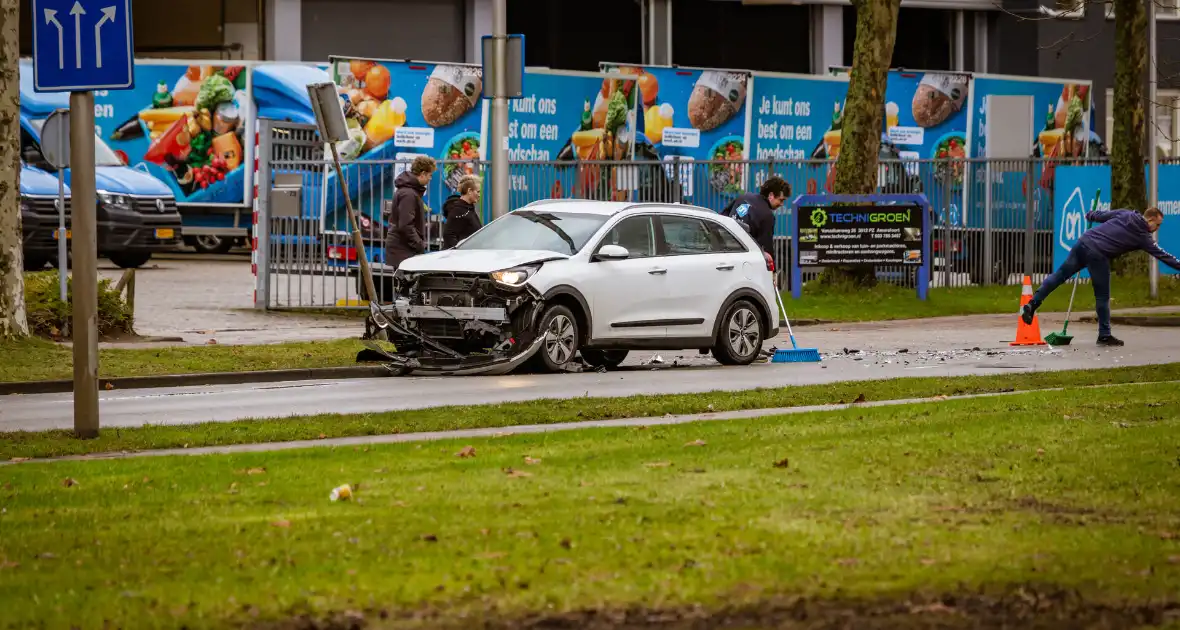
[1038,0,1086,19]
[1104,0,1180,20]
[843,7,952,70]
[672,0,811,73]
[1104,88,1180,158]
[508,0,643,71]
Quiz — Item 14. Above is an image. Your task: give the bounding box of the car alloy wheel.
[544,313,576,366]
[727,305,760,358]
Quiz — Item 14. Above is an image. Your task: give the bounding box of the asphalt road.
[4,314,1176,433]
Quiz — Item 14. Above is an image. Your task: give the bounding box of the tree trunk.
[1110,0,1148,276]
[0,0,28,339]
[820,0,901,289]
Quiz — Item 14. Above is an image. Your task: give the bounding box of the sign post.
[41,109,70,304]
[791,194,932,301]
[481,0,524,220]
[32,0,135,439]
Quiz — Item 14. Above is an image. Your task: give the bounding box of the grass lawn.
[2,383,1178,629]
[4,363,1180,462]
[788,275,1180,322]
[0,337,360,384]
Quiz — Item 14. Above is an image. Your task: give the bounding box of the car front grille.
[417,319,464,339]
[130,196,180,214]
[23,196,67,218]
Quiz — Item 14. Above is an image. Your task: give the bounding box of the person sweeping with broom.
[1022,206,1180,346]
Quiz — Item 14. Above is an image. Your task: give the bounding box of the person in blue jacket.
[1022,206,1179,346]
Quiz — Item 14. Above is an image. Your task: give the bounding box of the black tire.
[108,252,152,269]
[187,235,235,255]
[712,299,764,366]
[530,304,579,373]
[22,255,49,271]
[580,349,628,370]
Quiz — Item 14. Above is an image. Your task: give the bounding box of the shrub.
[23,271,135,339]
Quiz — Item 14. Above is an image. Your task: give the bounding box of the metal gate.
[252,118,1077,310]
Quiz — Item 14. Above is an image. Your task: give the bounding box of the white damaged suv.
[365,200,780,376]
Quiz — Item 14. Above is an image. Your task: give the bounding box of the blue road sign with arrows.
[32,0,134,93]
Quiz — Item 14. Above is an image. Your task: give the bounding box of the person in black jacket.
[442,174,483,249]
[384,156,435,270]
[720,175,790,256]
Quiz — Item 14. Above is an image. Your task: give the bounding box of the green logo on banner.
[810,208,828,228]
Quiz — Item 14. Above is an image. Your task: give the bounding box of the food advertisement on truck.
[508,68,639,209]
[326,56,486,233]
[969,75,1092,160]
[1053,165,1180,278]
[966,74,1092,230]
[829,67,971,187]
[599,62,750,206]
[96,62,254,207]
[746,72,849,215]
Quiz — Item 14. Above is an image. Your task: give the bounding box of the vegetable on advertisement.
[195,74,235,112]
[143,116,193,165]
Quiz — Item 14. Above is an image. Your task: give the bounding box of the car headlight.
[97,191,131,208]
[369,301,392,329]
[490,264,540,287]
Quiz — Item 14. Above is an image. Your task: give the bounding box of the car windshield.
[29,118,125,168]
[456,210,609,255]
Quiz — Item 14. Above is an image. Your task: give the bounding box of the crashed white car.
[364,199,781,375]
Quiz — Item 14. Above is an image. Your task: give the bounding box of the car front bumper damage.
[359,272,548,377]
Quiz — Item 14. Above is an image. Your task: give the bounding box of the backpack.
[724,200,753,234]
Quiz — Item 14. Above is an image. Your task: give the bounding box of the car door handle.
[648,267,667,275]
[716,263,735,271]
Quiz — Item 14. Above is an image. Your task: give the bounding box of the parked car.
[19,163,71,271]
[365,200,781,375]
[19,65,183,269]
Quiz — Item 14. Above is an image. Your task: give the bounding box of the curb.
[793,319,833,327]
[1077,315,1180,327]
[0,365,392,396]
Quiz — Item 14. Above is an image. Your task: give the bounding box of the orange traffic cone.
[1011,275,1047,346]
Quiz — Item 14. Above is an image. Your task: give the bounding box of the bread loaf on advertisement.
[687,71,747,131]
[910,73,969,128]
[422,65,483,128]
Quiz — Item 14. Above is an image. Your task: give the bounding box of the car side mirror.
[594,244,630,261]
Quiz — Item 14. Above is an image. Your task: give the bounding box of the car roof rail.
[523,198,599,208]
[622,202,716,214]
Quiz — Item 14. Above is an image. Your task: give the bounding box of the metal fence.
[253,119,1103,310]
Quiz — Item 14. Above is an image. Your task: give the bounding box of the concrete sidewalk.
[7,379,1169,465]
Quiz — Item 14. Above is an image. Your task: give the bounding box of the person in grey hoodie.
[1022,206,1179,346]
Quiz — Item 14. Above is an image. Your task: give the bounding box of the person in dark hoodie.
[1022,206,1179,346]
[442,174,483,249]
[385,155,436,270]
